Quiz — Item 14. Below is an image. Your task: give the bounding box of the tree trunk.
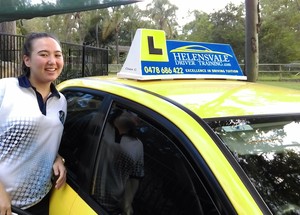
[245,0,259,82]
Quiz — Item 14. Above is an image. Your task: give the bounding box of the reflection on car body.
[93,107,144,214]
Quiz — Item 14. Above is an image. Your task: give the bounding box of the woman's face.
[23,37,64,84]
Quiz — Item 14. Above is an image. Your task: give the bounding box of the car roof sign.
[118,28,247,80]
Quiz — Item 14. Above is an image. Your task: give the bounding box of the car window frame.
[59,87,112,214]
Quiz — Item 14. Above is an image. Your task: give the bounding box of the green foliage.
[143,0,179,39]
[180,11,213,42]
[259,0,300,63]
[10,0,300,65]
[209,3,245,62]
[116,5,156,47]
[181,3,245,62]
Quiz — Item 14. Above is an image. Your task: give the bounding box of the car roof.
[58,76,300,119]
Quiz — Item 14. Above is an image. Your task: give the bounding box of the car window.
[59,90,105,189]
[92,103,220,215]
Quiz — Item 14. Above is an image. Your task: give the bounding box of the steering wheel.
[11,206,33,215]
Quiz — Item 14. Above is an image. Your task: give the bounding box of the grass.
[258,81,300,90]
[258,73,300,90]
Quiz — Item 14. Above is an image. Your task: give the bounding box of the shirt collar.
[18,75,61,98]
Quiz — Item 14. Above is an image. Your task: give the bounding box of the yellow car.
[49,76,300,215]
[47,29,300,215]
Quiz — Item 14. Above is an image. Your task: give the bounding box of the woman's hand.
[52,155,67,189]
[0,182,11,215]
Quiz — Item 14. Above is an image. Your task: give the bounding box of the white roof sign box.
[118,28,247,80]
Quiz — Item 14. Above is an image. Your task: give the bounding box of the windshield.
[208,116,300,214]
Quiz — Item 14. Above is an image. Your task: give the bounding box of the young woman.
[0,32,67,215]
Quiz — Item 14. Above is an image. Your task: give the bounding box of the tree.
[182,3,245,62]
[180,11,213,42]
[118,5,152,46]
[17,13,83,43]
[144,0,179,39]
[82,8,122,47]
[259,0,300,63]
[209,3,245,62]
[8,0,300,67]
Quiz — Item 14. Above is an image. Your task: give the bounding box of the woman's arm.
[52,155,67,189]
[0,181,11,215]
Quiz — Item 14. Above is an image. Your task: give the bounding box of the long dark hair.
[22,32,61,76]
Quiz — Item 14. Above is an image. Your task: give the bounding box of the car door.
[50,89,109,215]
[52,88,234,214]
[90,96,235,215]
